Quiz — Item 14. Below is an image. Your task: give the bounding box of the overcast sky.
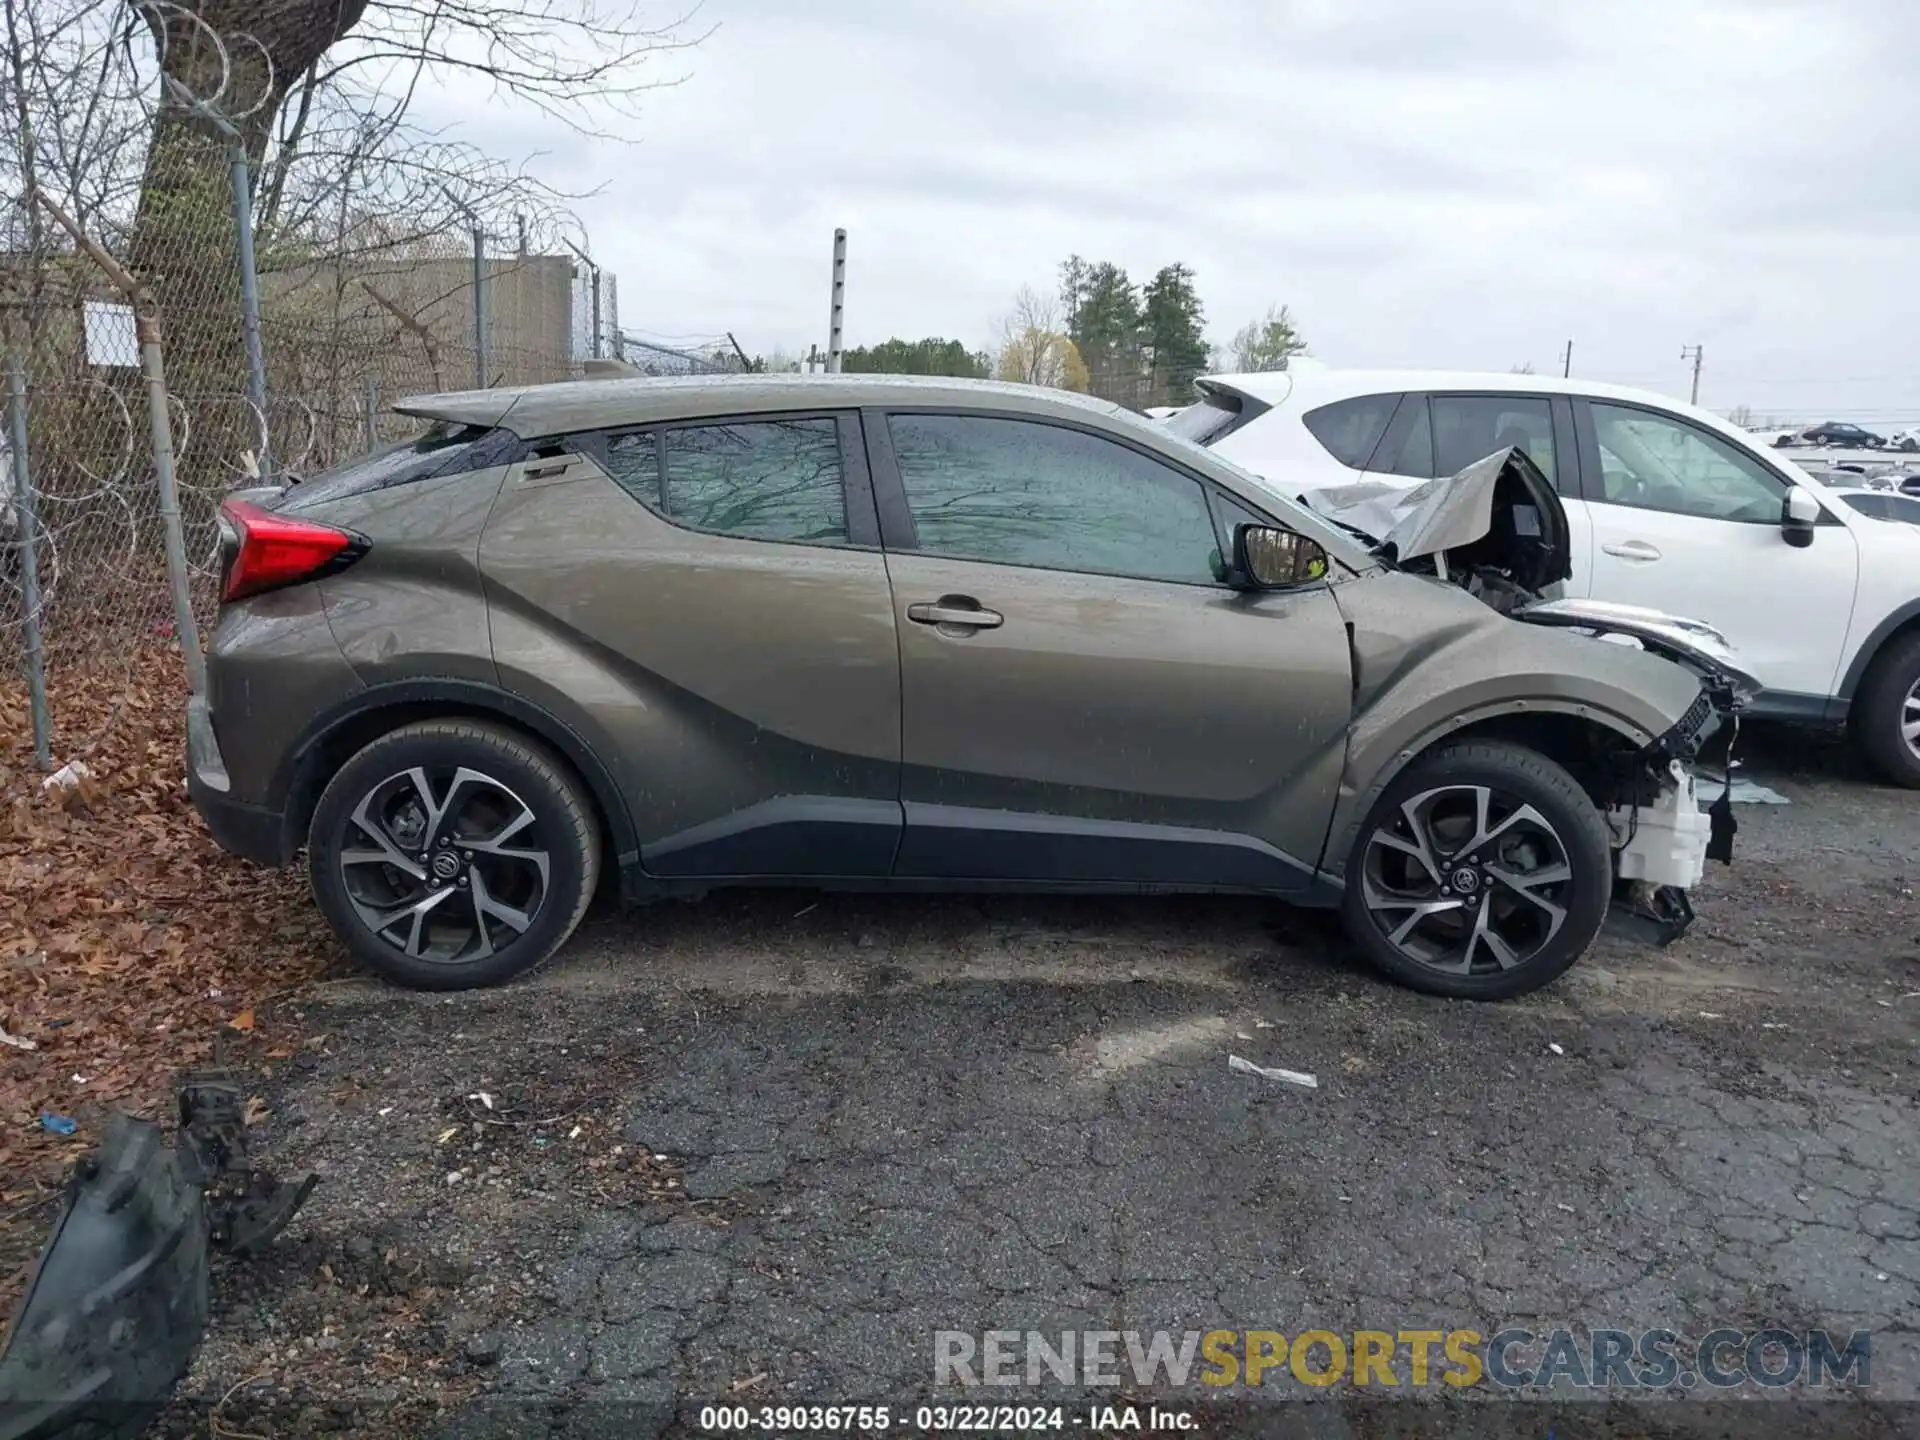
[420,0,1920,422]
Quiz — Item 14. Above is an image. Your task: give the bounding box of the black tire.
[308,719,601,989]
[1340,740,1612,1001]
[1850,631,1920,789]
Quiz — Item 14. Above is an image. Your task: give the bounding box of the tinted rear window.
[588,416,852,547]
[280,422,513,510]
[1301,394,1399,468]
[663,419,848,545]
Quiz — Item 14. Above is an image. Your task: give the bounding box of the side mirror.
[1782,486,1819,548]
[1231,524,1330,590]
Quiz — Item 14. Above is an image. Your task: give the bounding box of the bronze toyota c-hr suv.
[189,374,1729,1000]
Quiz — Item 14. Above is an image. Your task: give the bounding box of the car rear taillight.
[219,499,367,603]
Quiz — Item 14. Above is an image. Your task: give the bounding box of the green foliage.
[1059,255,1146,405]
[1142,263,1209,406]
[1229,304,1309,373]
[1026,260,1307,404]
[840,337,991,378]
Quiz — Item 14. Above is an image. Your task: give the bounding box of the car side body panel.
[881,550,1354,892]
[203,584,364,811]
[1829,513,1920,706]
[314,465,510,689]
[477,448,905,876]
[1321,570,1704,879]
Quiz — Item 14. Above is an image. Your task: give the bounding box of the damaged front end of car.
[1311,448,1752,942]
[0,1073,316,1440]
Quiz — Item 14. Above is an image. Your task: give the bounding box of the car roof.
[1204,365,1710,412]
[1199,365,1783,459]
[392,370,1383,572]
[395,372,1137,440]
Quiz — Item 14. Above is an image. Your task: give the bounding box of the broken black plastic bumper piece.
[0,1073,315,1440]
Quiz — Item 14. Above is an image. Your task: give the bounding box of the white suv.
[1171,367,1920,786]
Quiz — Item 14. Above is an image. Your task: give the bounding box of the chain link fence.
[1,212,197,764]
[1,8,641,766]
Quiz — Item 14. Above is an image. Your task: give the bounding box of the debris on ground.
[1548,1042,1565,1055]
[1227,1053,1318,1088]
[37,1112,76,1136]
[0,1073,317,1433]
[1,650,343,1311]
[38,759,95,804]
[0,1026,35,1051]
[1695,770,1791,805]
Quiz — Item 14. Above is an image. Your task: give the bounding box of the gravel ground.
[126,727,1920,1437]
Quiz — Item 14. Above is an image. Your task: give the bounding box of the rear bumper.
[186,695,291,868]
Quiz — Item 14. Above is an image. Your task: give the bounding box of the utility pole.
[825,228,846,373]
[1560,339,1573,378]
[442,187,488,388]
[1682,344,1704,405]
[562,237,602,362]
[591,267,603,359]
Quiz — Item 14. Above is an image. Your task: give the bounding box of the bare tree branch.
[359,277,445,390]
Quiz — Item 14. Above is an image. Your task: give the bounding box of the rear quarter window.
[280,423,519,511]
[1301,394,1400,468]
[582,415,853,548]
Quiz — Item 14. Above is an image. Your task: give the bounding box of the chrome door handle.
[907,599,1004,630]
[1602,539,1663,562]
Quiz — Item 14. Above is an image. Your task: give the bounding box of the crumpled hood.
[1306,451,1504,558]
[1305,448,1571,594]
[1511,598,1761,707]
[1301,447,1756,711]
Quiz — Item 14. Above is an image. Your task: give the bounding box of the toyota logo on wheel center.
[431,850,460,879]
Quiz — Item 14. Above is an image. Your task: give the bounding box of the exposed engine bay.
[1306,447,1751,941]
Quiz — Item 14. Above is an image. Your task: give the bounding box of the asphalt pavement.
[158,725,1920,1438]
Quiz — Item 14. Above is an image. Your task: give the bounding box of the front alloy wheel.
[1359,784,1572,975]
[310,720,600,989]
[1341,741,1613,1000]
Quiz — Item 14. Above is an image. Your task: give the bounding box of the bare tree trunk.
[126,0,368,483]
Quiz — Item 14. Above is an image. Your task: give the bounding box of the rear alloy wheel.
[1340,741,1612,1000]
[1851,631,1920,789]
[309,720,600,989]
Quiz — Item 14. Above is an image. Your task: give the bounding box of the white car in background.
[1168,368,1920,786]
